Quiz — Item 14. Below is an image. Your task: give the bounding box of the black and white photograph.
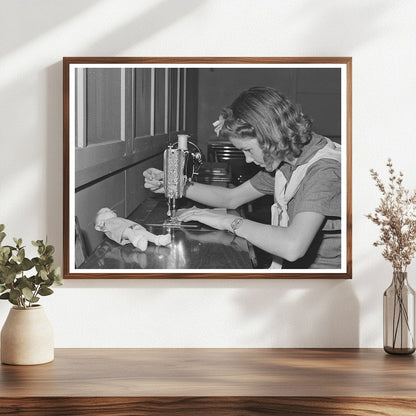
[63,58,352,279]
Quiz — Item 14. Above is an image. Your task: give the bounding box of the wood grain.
[1,397,416,416]
[1,348,415,415]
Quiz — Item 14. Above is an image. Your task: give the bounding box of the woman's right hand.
[143,168,165,194]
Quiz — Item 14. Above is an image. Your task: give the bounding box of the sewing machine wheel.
[184,142,202,180]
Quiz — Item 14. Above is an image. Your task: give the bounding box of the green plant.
[0,224,62,309]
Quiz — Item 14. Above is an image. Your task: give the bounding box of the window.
[74,66,192,189]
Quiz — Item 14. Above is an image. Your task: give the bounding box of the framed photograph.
[63,57,352,279]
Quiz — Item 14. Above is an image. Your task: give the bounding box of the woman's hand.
[177,207,238,232]
[143,168,165,194]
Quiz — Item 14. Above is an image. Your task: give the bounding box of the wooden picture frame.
[63,57,352,279]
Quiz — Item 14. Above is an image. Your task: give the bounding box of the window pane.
[134,68,152,137]
[179,69,185,132]
[86,68,121,145]
[169,68,178,133]
[154,68,166,134]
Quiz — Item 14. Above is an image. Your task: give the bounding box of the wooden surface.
[1,348,416,415]
[81,196,254,271]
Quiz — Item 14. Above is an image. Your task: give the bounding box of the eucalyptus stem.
[0,224,62,309]
[32,284,41,305]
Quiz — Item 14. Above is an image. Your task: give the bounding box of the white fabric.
[270,138,341,269]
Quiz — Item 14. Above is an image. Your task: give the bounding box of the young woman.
[143,87,341,269]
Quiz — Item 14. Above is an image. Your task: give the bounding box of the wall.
[197,68,341,154]
[0,0,415,348]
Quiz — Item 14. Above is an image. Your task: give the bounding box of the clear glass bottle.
[383,271,415,355]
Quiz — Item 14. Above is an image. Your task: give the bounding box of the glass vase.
[383,271,415,355]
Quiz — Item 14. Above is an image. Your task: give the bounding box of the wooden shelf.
[1,348,415,415]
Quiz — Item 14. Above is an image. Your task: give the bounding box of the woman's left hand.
[177,207,237,231]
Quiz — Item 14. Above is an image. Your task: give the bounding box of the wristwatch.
[230,217,244,234]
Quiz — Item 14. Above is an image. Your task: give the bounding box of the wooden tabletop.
[1,348,416,415]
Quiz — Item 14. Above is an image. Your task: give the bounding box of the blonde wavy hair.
[219,87,312,170]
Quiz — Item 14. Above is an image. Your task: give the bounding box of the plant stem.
[391,273,415,350]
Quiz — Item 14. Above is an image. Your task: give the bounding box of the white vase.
[1,305,54,365]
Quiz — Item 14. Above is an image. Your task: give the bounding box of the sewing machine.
[163,134,202,223]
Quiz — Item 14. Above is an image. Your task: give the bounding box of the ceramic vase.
[1,305,54,365]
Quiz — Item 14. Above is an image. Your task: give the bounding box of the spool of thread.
[177,134,189,150]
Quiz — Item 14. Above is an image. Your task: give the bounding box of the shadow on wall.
[1,0,203,57]
[46,62,64,264]
[0,0,101,56]
[233,280,359,348]
[59,277,359,348]
[43,0,205,263]
[79,0,203,55]
[294,0,393,51]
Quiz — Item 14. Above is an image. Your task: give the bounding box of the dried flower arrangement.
[367,159,416,354]
[366,159,416,272]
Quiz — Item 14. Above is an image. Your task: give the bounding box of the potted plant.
[367,159,416,354]
[0,224,62,365]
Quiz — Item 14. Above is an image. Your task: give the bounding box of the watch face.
[231,217,243,232]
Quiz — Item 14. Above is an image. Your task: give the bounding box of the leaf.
[17,248,25,263]
[17,276,35,291]
[51,267,63,286]
[13,237,22,248]
[42,256,54,266]
[34,274,43,285]
[42,276,55,287]
[45,245,55,256]
[38,287,54,296]
[8,297,18,306]
[0,246,10,255]
[0,224,4,232]
[39,269,48,281]
[22,289,39,304]
[1,271,17,285]
[21,258,34,271]
[22,287,34,301]
[0,232,5,244]
[0,246,13,265]
[9,288,21,301]
[0,286,7,294]
[0,291,18,306]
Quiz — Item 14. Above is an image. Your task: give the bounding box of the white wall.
[1,0,415,348]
